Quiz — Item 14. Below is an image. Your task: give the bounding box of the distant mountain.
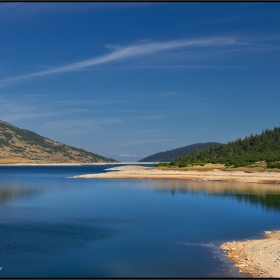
[0,120,117,164]
[138,142,221,162]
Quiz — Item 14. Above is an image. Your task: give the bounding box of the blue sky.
[1,2,280,161]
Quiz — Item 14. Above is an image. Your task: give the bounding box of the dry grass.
[157,163,280,173]
[0,158,50,164]
[0,121,113,163]
[157,163,225,171]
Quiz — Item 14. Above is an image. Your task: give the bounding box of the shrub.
[267,162,280,169]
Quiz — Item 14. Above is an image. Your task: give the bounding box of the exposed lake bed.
[74,165,280,184]
[0,164,280,278]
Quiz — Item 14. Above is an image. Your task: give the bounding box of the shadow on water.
[69,217,134,224]
[153,180,280,212]
[0,220,117,265]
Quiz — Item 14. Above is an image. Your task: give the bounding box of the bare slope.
[0,120,117,164]
[138,142,221,162]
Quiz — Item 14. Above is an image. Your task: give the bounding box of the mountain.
[0,120,117,164]
[162,127,280,168]
[138,142,221,162]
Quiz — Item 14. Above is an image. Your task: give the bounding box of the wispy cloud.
[115,138,175,147]
[119,154,139,157]
[0,98,56,123]
[50,99,127,107]
[120,65,240,69]
[0,95,94,122]
[120,64,275,70]
[0,2,153,20]
[39,118,123,136]
[0,36,242,87]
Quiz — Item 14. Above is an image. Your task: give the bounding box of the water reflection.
[0,186,36,204]
[154,180,280,211]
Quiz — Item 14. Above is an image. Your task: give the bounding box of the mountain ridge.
[138,142,221,162]
[0,120,117,164]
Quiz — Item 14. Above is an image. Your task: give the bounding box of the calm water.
[0,164,280,278]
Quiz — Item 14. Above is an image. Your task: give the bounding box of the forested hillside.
[0,120,117,164]
[139,142,221,162]
[157,127,280,168]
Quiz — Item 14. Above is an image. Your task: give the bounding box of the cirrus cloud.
[0,36,243,87]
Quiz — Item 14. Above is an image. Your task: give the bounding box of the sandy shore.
[74,165,280,184]
[221,231,280,278]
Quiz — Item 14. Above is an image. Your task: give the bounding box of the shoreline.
[74,165,280,277]
[221,231,280,278]
[2,163,280,277]
[74,165,280,184]
[0,163,90,166]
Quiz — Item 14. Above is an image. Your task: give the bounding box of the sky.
[1,2,280,162]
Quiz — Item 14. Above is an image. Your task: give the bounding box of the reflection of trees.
[225,193,280,211]
[153,180,280,211]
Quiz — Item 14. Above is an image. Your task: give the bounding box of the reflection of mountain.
[0,188,36,204]
[153,180,280,211]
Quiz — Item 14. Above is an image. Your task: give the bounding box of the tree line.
[157,127,280,168]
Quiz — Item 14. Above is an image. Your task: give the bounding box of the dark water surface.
[0,164,280,278]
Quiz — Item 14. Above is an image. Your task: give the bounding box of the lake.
[0,164,280,278]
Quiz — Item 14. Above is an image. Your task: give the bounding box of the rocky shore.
[221,231,280,278]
